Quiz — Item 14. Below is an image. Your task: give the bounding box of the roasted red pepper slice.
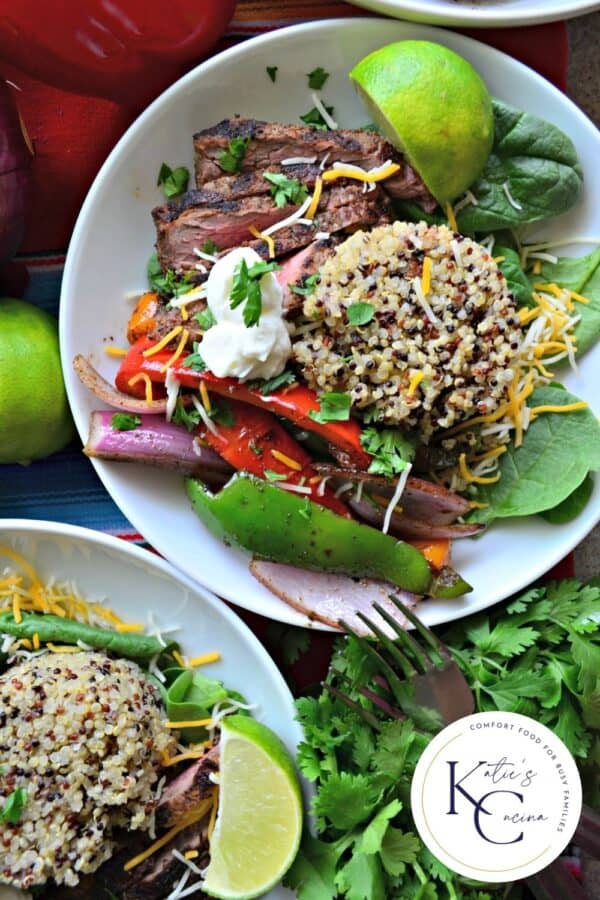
[198,398,349,517]
[116,337,372,469]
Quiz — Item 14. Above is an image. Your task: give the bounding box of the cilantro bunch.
[285,578,599,899]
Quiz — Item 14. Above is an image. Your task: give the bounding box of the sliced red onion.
[85,410,232,482]
[0,80,33,262]
[349,496,484,540]
[74,354,175,414]
[250,559,419,636]
[314,463,470,524]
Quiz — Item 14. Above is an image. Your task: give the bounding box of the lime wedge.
[350,40,494,204]
[203,715,303,899]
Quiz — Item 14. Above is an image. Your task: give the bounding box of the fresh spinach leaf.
[540,473,594,524]
[536,248,600,355]
[457,99,583,233]
[308,392,351,423]
[496,246,532,306]
[469,384,600,523]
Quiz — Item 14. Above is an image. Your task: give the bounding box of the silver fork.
[330,594,599,900]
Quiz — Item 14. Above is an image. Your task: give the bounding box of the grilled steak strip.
[199,162,322,202]
[153,181,392,279]
[193,117,436,211]
[156,744,219,831]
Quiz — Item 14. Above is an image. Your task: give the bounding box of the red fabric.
[3,15,567,253]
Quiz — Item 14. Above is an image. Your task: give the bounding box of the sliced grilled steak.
[154,181,392,280]
[276,236,341,312]
[200,162,322,202]
[156,744,219,831]
[193,118,436,211]
[148,297,206,344]
[153,192,296,276]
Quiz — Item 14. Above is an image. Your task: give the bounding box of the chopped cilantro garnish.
[217,137,249,174]
[194,308,216,331]
[307,67,329,90]
[147,253,195,299]
[156,162,190,199]
[298,498,312,520]
[347,302,375,327]
[171,400,201,432]
[183,341,207,372]
[0,787,27,825]
[308,392,351,424]
[249,440,263,456]
[266,66,278,83]
[111,413,141,431]
[263,172,309,209]
[300,105,335,131]
[230,258,281,327]
[265,469,289,482]
[289,273,320,297]
[360,122,382,133]
[360,427,417,479]
[249,370,297,395]
[200,239,219,256]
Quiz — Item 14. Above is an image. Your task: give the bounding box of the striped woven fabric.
[0,0,568,551]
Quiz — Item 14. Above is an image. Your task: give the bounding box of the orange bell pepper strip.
[115,337,372,470]
[410,539,451,572]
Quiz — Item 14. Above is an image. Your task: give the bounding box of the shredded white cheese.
[281,156,317,165]
[526,251,559,264]
[165,368,181,422]
[413,278,441,326]
[171,849,204,877]
[334,480,354,498]
[169,286,207,308]
[319,152,331,171]
[277,482,313,495]
[191,395,220,437]
[311,91,338,130]
[193,247,218,263]
[194,262,208,274]
[502,181,523,211]
[261,194,314,236]
[382,464,412,535]
[315,231,331,240]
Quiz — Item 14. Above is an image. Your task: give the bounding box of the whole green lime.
[0,297,74,464]
[350,40,494,204]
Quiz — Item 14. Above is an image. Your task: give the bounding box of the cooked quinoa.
[0,651,176,890]
[293,221,523,442]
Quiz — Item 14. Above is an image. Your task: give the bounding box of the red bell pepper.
[116,337,372,470]
[198,398,350,517]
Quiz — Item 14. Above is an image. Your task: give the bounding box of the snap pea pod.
[0,612,177,661]
[186,473,433,595]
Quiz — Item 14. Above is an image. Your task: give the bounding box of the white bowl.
[60,18,600,629]
[0,520,301,900]
[346,0,600,28]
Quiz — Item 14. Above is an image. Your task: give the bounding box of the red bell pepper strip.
[115,337,372,470]
[197,398,350,517]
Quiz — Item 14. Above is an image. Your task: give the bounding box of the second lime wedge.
[202,715,303,899]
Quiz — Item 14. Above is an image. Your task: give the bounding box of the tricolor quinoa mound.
[0,651,175,890]
[293,221,523,441]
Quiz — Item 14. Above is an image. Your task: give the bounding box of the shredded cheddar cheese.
[172,649,187,668]
[166,718,213,729]
[161,749,208,768]
[421,256,432,295]
[199,381,212,414]
[142,326,183,357]
[46,643,82,653]
[270,449,303,471]
[407,371,424,397]
[159,327,189,374]
[124,795,216,872]
[248,224,276,259]
[189,651,221,667]
[185,851,199,860]
[445,202,458,232]
[529,401,588,417]
[306,176,323,220]
[127,372,154,404]
[321,161,400,185]
[115,622,145,633]
[458,453,501,485]
[104,346,129,357]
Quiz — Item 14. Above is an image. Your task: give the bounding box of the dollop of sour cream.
[199,247,292,381]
